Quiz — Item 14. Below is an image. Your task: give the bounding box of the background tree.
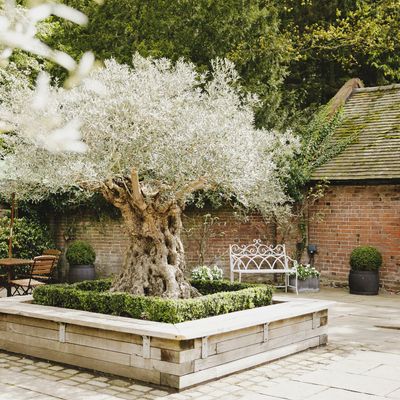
[0,56,298,298]
[281,0,400,109]
[38,0,400,125]
[43,0,293,129]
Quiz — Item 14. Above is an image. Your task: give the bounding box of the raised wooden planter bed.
[0,296,331,389]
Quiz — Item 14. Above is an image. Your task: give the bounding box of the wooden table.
[0,258,33,297]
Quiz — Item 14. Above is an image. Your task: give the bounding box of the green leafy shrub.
[191,279,262,294]
[0,216,54,260]
[73,279,112,292]
[191,265,223,281]
[66,241,96,265]
[350,246,382,271]
[0,215,54,275]
[33,279,274,323]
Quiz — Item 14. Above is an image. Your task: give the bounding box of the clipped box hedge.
[32,279,274,323]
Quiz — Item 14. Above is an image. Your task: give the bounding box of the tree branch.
[176,177,208,202]
[100,180,124,207]
[78,179,102,192]
[130,169,147,211]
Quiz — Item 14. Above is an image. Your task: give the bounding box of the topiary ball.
[66,241,96,265]
[350,246,382,271]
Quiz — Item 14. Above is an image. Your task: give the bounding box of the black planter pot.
[348,270,379,295]
[68,264,96,283]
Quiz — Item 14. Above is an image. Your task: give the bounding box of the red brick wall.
[50,207,298,281]
[308,184,400,291]
[182,208,279,273]
[50,212,130,279]
[44,184,400,291]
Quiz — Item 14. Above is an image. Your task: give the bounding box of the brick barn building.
[309,83,400,291]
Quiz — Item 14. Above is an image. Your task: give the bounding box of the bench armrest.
[284,254,298,269]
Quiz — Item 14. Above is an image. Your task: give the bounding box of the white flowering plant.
[291,264,320,281]
[191,265,224,282]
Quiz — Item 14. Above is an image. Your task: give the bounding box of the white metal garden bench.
[229,239,298,293]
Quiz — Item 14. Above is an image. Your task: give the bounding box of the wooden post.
[201,337,208,359]
[312,312,320,329]
[142,336,150,359]
[59,323,66,343]
[263,323,270,342]
[8,193,15,257]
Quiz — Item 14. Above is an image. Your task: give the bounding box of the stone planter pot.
[290,276,320,293]
[68,264,96,283]
[349,270,379,295]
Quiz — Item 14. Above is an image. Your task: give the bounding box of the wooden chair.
[10,255,56,295]
[40,249,62,282]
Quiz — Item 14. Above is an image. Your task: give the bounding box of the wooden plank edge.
[176,335,322,390]
[0,338,161,385]
[0,296,333,341]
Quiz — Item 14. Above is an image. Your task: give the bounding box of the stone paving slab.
[365,364,400,381]
[346,350,400,366]
[0,368,121,400]
[235,394,282,400]
[294,368,400,396]
[307,388,387,400]
[388,389,400,399]
[322,358,382,374]
[257,381,327,400]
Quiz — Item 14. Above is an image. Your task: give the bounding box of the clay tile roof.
[311,83,400,181]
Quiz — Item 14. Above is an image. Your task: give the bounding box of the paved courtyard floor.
[0,287,399,399]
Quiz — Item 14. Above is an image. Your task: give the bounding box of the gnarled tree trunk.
[113,203,191,298]
[100,170,205,299]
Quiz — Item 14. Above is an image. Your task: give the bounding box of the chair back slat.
[42,249,61,265]
[31,255,56,276]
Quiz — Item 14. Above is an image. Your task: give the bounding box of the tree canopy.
[0,56,297,215]
[0,55,298,297]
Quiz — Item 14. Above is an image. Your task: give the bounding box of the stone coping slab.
[0,295,333,340]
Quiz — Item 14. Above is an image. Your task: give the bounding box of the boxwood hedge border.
[32,279,274,323]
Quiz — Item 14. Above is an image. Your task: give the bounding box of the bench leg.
[285,274,288,293]
[238,272,242,283]
[230,270,234,283]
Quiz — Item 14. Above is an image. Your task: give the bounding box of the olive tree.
[0,0,99,151]
[0,55,298,298]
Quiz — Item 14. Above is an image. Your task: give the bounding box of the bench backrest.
[229,239,294,272]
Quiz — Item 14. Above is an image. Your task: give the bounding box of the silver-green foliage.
[0,55,299,218]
